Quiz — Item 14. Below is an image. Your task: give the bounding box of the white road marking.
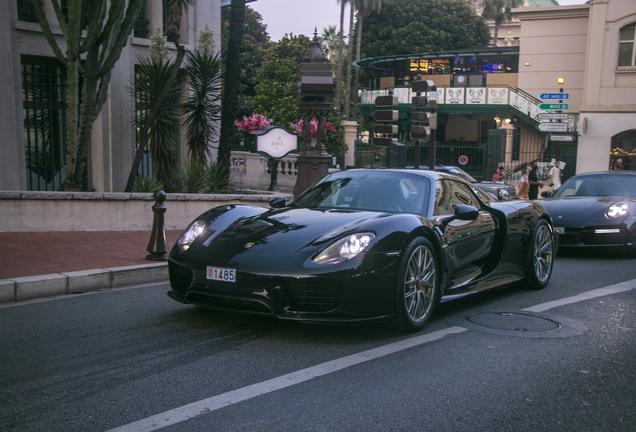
[107,326,468,432]
[108,277,636,432]
[523,278,636,313]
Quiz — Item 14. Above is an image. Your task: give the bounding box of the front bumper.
[167,256,399,323]
[554,223,635,247]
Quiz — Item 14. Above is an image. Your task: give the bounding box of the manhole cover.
[466,312,560,332]
[444,310,588,338]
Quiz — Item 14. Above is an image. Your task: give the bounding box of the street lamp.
[292,30,334,198]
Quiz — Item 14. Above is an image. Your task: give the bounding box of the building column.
[342,120,357,168]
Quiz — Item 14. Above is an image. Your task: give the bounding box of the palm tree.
[133,57,184,186]
[125,0,193,192]
[352,0,382,121]
[320,25,339,61]
[344,2,356,120]
[181,51,222,162]
[335,0,349,112]
[218,0,246,179]
[481,0,523,47]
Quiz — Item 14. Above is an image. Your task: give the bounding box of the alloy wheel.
[533,224,553,283]
[403,245,437,323]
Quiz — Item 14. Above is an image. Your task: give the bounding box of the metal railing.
[21,55,68,191]
[360,84,545,122]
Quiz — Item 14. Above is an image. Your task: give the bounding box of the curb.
[0,262,168,304]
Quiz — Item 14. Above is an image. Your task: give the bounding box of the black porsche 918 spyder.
[168,169,556,332]
[538,171,636,249]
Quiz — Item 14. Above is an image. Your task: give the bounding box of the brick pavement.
[0,230,182,279]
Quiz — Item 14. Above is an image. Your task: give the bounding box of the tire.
[524,219,555,290]
[393,237,440,332]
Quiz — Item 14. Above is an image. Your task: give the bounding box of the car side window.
[434,180,480,216]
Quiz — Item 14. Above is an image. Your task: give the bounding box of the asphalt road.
[1,249,635,432]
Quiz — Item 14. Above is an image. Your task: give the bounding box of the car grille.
[284,279,347,313]
[168,261,193,295]
[559,227,625,246]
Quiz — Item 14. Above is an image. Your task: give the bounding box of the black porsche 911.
[168,169,556,332]
[538,171,636,249]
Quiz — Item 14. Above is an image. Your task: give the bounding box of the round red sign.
[458,155,469,165]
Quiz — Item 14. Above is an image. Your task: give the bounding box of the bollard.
[146,190,169,261]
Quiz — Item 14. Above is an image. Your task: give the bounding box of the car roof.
[568,171,636,178]
[339,167,451,181]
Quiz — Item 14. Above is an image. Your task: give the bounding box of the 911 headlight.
[178,220,207,250]
[313,233,376,265]
[606,202,630,219]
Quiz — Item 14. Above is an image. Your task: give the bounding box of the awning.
[352,47,520,69]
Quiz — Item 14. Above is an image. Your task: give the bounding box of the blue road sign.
[540,93,569,100]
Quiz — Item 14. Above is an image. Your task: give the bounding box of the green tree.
[253,35,346,159]
[360,0,491,58]
[218,0,246,179]
[125,0,193,192]
[31,0,146,190]
[481,0,523,47]
[253,34,311,129]
[132,56,183,186]
[181,48,222,162]
[221,6,271,123]
[352,0,382,121]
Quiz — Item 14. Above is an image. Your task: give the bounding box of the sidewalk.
[0,230,182,304]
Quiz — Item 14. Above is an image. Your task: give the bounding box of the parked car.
[434,165,518,201]
[538,171,636,249]
[168,169,556,332]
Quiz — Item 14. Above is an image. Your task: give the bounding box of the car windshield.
[553,174,636,198]
[292,171,430,214]
[439,166,478,183]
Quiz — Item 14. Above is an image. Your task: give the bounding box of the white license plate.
[555,227,565,234]
[206,266,236,282]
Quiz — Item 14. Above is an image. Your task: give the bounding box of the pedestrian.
[549,160,563,196]
[492,166,503,183]
[528,161,543,200]
[613,158,624,170]
[517,167,530,199]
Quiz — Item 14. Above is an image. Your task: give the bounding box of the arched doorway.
[610,130,636,171]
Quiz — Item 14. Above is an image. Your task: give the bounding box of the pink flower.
[290,117,336,139]
[234,113,273,132]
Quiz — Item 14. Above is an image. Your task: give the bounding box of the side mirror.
[442,204,479,227]
[454,204,479,221]
[541,191,552,198]
[269,197,286,209]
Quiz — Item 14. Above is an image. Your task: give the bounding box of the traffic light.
[410,77,438,170]
[373,110,399,122]
[410,125,430,141]
[373,94,399,148]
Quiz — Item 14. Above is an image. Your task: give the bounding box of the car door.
[433,179,497,289]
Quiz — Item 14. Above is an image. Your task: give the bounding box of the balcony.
[360,84,545,125]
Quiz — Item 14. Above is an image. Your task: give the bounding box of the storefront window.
[610,130,636,171]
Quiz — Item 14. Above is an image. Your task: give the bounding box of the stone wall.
[0,191,291,232]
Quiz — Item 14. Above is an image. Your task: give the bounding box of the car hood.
[187,206,396,257]
[537,196,633,223]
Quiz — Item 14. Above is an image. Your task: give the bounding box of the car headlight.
[178,220,207,250]
[606,202,630,219]
[498,188,509,199]
[313,233,376,265]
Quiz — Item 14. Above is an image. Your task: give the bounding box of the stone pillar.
[342,120,357,168]
[502,123,515,164]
